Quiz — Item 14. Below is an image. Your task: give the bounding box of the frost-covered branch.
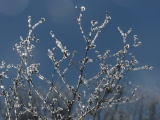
[0,5,152,120]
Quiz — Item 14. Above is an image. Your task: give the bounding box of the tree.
[0,6,152,120]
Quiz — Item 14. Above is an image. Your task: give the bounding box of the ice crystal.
[81,6,86,12]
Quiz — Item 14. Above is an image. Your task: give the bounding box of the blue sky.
[0,0,160,96]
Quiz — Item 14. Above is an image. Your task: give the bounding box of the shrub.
[0,6,152,120]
